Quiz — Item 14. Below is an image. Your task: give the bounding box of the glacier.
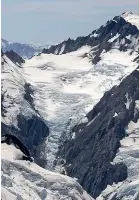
[23,45,138,170]
[1,11,139,200]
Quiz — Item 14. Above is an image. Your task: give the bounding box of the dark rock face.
[1,134,30,156]
[42,37,90,55]
[5,50,25,65]
[1,92,6,118]
[24,83,37,113]
[1,114,49,160]
[42,16,139,64]
[1,49,4,56]
[2,134,34,162]
[60,67,139,198]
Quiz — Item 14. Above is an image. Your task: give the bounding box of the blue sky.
[2,0,139,45]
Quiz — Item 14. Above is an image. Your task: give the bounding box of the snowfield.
[1,143,93,200]
[23,46,138,170]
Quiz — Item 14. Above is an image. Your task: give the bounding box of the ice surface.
[1,143,94,200]
[1,187,17,200]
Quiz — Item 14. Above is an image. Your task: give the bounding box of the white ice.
[1,143,94,200]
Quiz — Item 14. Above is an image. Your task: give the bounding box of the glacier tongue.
[23,47,138,170]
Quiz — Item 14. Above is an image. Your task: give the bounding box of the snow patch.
[90,32,98,38]
[126,35,131,40]
[125,93,132,110]
[113,112,118,117]
[108,33,120,42]
[59,44,65,55]
[87,113,100,126]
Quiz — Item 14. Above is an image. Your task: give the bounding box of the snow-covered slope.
[1,143,93,200]
[1,38,49,59]
[1,54,29,127]
[1,12,139,200]
[1,53,49,159]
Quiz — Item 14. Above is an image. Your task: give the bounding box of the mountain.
[42,12,139,64]
[1,38,49,59]
[1,53,49,164]
[1,12,139,200]
[1,52,93,200]
[60,66,139,199]
[5,50,25,65]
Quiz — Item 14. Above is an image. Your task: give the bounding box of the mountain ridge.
[60,66,139,198]
[42,12,139,64]
[1,38,50,59]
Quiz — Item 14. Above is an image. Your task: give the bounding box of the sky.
[2,0,139,45]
